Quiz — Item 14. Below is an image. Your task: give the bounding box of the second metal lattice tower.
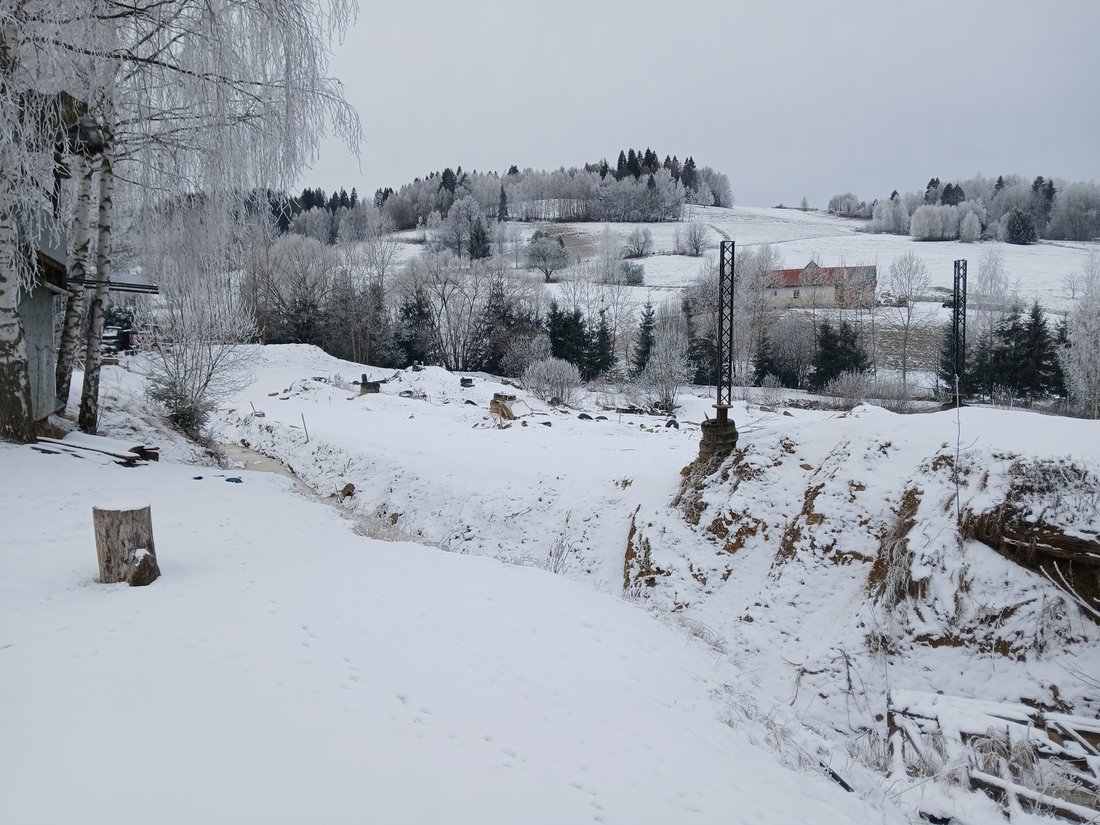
[716,240,736,409]
[951,259,968,400]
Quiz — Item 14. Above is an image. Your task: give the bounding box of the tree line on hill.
[288,150,731,236]
[829,174,1100,244]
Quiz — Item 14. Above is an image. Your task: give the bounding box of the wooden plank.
[37,438,145,465]
[970,769,1098,823]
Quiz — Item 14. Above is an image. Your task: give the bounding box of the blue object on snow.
[225,477,243,483]
[192,476,203,480]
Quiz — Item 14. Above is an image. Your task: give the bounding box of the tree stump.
[92,505,160,586]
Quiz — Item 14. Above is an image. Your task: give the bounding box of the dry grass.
[867,487,923,609]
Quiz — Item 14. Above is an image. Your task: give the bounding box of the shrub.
[617,260,645,285]
[756,373,786,407]
[870,378,916,413]
[822,370,870,409]
[621,227,653,259]
[522,357,583,405]
[500,334,551,378]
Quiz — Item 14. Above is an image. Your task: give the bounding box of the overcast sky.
[303,0,1100,209]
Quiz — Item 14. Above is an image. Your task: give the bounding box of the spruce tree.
[585,310,615,380]
[924,177,941,204]
[1005,208,1038,245]
[440,167,457,195]
[813,320,868,388]
[546,303,588,370]
[497,184,509,222]
[688,333,718,386]
[1019,301,1062,400]
[936,322,962,399]
[753,333,800,388]
[942,183,965,206]
[395,290,435,366]
[616,150,628,180]
[468,217,491,259]
[753,334,779,385]
[475,281,516,373]
[990,306,1027,398]
[632,302,656,375]
[681,157,697,190]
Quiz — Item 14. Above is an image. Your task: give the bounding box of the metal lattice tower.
[952,259,968,399]
[716,240,736,410]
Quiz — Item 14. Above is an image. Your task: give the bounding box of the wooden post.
[92,505,160,586]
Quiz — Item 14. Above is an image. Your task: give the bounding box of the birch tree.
[0,7,91,441]
[54,157,98,406]
[642,304,691,412]
[396,253,491,371]
[139,203,257,436]
[885,251,931,386]
[0,0,361,439]
[1061,252,1100,419]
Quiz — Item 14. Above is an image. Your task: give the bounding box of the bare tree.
[621,227,653,259]
[596,224,620,282]
[396,253,497,371]
[642,304,691,412]
[682,221,708,257]
[885,251,931,386]
[139,206,257,436]
[559,261,635,365]
[1063,270,1083,301]
[1061,252,1100,418]
[972,244,1014,386]
[361,213,402,292]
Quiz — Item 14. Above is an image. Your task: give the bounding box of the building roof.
[769,261,876,288]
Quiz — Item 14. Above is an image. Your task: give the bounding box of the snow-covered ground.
[3,440,904,825]
[5,347,1096,823]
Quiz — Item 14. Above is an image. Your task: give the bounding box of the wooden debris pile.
[890,690,1099,822]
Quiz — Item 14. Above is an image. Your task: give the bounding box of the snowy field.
[4,347,1097,824]
[533,207,1097,313]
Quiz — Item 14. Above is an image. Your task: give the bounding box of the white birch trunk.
[78,112,114,434]
[0,22,34,443]
[0,195,34,442]
[55,158,96,409]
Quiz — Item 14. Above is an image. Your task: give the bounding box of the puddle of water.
[221,443,302,484]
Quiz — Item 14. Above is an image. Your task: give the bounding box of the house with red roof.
[765,261,877,310]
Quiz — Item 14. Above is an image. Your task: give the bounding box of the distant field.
[534,206,1097,313]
